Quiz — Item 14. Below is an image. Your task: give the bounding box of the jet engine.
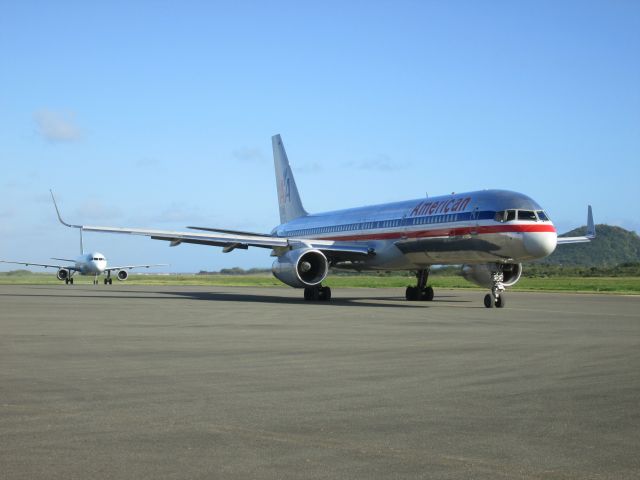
[462,263,523,288]
[272,248,328,288]
[56,268,70,281]
[116,270,129,281]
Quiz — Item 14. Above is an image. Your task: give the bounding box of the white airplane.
[53,134,594,306]
[0,195,167,285]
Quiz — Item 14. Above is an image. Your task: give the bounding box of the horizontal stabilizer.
[557,205,596,245]
[51,257,76,263]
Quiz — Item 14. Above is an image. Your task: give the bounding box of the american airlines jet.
[56,135,594,307]
[0,197,167,285]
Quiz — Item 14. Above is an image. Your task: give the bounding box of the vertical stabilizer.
[272,134,307,223]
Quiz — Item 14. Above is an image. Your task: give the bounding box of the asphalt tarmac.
[1,284,639,479]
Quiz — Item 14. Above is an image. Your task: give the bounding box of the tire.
[109,278,113,285]
[320,286,331,301]
[422,286,434,301]
[304,287,319,301]
[70,278,74,285]
[484,293,494,308]
[405,286,419,301]
[495,295,505,308]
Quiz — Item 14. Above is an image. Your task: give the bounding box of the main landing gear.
[103,272,113,285]
[64,277,74,285]
[406,268,434,301]
[303,285,331,301]
[484,268,506,308]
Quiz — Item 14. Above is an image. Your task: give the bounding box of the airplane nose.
[524,232,557,258]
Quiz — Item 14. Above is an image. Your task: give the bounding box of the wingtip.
[49,190,80,228]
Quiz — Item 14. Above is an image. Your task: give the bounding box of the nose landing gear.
[484,270,506,308]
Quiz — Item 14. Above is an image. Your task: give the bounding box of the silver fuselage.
[273,189,557,269]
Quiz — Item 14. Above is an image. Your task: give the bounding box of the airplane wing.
[80,224,374,258]
[104,263,169,272]
[556,205,596,245]
[50,189,374,260]
[0,260,79,271]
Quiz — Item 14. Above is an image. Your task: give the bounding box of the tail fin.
[272,134,307,223]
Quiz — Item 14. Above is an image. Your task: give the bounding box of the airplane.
[51,134,595,306]
[0,194,168,285]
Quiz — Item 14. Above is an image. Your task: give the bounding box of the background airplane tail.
[272,134,307,224]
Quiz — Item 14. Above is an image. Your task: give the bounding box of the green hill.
[541,224,640,266]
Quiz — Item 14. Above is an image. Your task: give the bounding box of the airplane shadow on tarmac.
[1,285,472,308]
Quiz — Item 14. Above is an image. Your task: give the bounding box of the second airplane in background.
[0,194,167,285]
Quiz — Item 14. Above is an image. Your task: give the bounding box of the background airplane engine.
[462,263,523,288]
[116,270,129,281]
[56,268,70,281]
[272,248,328,288]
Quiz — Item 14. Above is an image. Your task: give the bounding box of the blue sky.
[1,1,639,272]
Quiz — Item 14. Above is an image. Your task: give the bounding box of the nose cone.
[524,232,557,259]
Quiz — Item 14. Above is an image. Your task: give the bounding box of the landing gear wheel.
[405,286,420,301]
[65,278,69,285]
[495,295,505,308]
[304,286,319,301]
[319,286,331,301]
[108,278,113,285]
[69,278,74,285]
[103,278,108,285]
[484,294,494,308]
[422,286,434,301]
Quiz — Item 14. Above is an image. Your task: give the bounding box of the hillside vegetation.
[541,224,640,266]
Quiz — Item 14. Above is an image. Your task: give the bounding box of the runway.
[1,285,639,479]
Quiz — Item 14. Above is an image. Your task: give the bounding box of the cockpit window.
[518,210,537,221]
[494,210,517,222]
[536,210,549,221]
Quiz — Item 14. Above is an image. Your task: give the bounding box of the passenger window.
[518,210,537,221]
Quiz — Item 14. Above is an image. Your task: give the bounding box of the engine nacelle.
[462,263,523,288]
[116,270,129,281]
[56,268,70,281]
[272,248,328,288]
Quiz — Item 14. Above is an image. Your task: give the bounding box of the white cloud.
[344,154,411,172]
[0,207,15,219]
[75,200,123,220]
[33,109,83,142]
[232,147,264,162]
[293,162,323,174]
[152,203,206,224]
